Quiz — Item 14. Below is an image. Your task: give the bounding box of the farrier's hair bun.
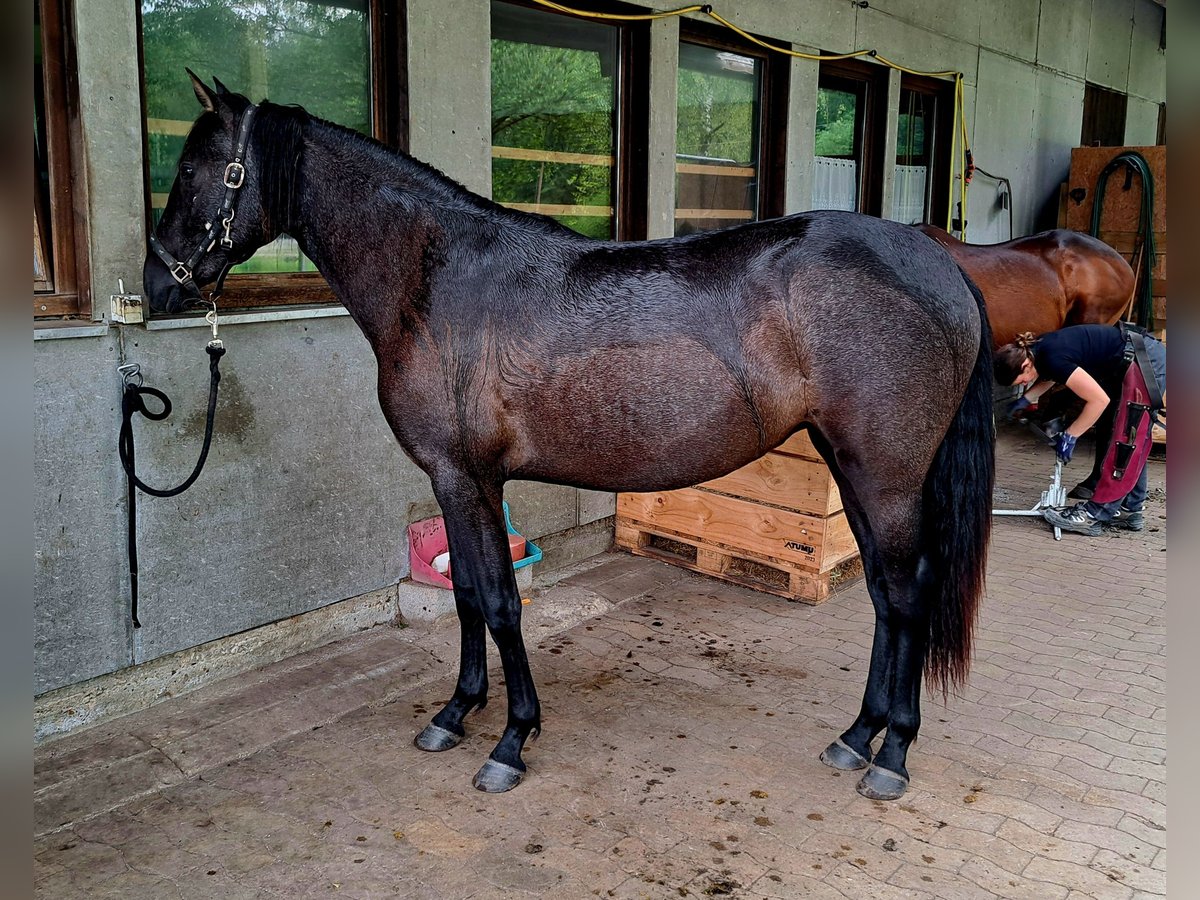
[1015,332,1037,351]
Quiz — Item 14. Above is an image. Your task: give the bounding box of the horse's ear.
[212,75,231,96]
[186,68,218,114]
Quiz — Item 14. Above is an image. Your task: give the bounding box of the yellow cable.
[947,75,959,232]
[871,53,958,79]
[526,0,979,231]
[702,11,874,61]
[957,75,970,239]
[526,0,957,73]
[527,1,705,21]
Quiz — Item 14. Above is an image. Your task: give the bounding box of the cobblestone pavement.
[35,424,1166,899]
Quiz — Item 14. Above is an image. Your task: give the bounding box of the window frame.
[894,72,954,226]
[815,57,889,217]
[135,0,406,312]
[674,19,788,232]
[35,0,90,318]
[489,0,650,242]
[1081,82,1128,148]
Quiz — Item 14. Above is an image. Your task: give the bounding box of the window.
[891,76,953,225]
[490,0,648,241]
[139,0,393,309]
[674,25,785,235]
[35,0,88,317]
[813,59,887,215]
[1081,82,1128,148]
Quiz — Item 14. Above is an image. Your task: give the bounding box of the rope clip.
[205,301,219,341]
[118,362,143,388]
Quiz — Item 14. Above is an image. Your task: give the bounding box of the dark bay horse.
[143,77,995,801]
[917,224,1134,348]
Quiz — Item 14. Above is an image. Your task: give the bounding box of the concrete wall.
[34,0,1166,700]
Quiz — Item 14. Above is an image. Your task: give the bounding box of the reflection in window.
[674,42,761,236]
[814,82,861,211]
[490,1,618,239]
[893,88,932,224]
[141,0,370,274]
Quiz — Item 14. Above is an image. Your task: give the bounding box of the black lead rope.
[119,341,226,628]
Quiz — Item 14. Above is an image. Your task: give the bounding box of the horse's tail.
[923,268,995,696]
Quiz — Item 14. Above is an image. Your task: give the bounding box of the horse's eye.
[180,163,196,179]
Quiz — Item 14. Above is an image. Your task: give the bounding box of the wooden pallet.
[615,519,861,605]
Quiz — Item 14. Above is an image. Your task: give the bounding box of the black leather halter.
[149,103,258,289]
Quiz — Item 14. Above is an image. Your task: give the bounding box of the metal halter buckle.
[223,161,246,189]
[169,262,192,284]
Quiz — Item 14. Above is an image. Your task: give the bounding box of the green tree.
[815,87,857,157]
[490,39,615,239]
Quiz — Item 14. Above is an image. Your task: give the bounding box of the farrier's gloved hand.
[1055,432,1077,463]
[1006,396,1033,420]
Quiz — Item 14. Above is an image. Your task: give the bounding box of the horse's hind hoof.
[414,723,463,752]
[820,738,871,771]
[856,765,909,800]
[472,759,525,793]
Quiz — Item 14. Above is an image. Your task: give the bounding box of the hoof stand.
[413,723,464,752]
[473,759,525,793]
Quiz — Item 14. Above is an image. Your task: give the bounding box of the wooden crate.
[616,435,861,604]
[701,449,842,517]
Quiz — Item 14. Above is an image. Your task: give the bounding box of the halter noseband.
[149,103,258,290]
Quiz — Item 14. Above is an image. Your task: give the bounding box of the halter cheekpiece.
[149,103,258,288]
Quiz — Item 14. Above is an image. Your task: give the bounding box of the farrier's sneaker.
[1106,507,1145,532]
[1043,504,1102,536]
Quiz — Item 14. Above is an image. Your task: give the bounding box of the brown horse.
[142,77,995,801]
[917,225,1134,348]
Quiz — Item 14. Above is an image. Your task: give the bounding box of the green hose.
[1089,151,1157,330]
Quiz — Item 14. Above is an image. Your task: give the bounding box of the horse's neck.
[290,121,484,339]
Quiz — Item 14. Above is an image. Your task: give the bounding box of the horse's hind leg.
[811,440,933,800]
[849,501,934,801]
[815,467,893,772]
[420,472,540,792]
[854,542,934,801]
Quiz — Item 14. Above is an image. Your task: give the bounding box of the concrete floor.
[34,424,1166,899]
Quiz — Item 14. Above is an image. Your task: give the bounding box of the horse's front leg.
[413,590,488,752]
[419,473,540,792]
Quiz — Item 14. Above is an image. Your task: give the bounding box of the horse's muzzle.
[142,252,204,314]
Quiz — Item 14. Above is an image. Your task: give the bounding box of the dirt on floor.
[35,423,1166,899]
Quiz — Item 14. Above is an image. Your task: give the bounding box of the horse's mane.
[253,101,308,237]
[248,97,577,240]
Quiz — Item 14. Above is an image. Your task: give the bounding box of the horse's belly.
[507,344,794,492]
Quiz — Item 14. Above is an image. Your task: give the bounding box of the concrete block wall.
[34,0,1166,707]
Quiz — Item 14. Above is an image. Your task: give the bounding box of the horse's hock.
[616,431,861,604]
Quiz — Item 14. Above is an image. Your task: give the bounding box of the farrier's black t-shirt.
[1033,324,1126,392]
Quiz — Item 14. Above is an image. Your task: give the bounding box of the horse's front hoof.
[414,723,463,752]
[820,737,871,771]
[472,758,525,793]
[856,765,909,800]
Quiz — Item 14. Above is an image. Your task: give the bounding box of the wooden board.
[698,451,842,517]
[1066,146,1166,235]
[616,487,859,574]
[771,429,824,461]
